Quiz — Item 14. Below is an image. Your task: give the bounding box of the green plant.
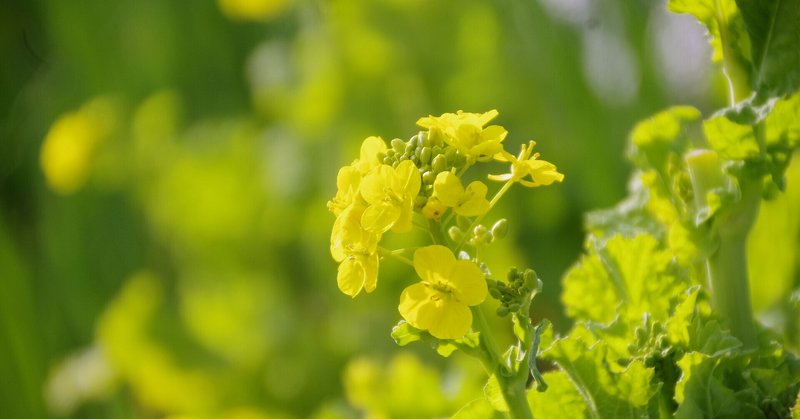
[328,1,800,417]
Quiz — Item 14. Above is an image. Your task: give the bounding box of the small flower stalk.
[326,110,563,418]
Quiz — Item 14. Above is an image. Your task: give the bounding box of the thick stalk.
[472,306,533,419]
[707,178,760,349]
[686,150,759,349]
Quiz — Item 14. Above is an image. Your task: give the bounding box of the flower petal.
[391,199,414,233]
[362,253,379,293]
[449,260,488,306]
[454,181,490,217]
[393,160,421,197]
[425,299,472,340]
[433,172,464,207]
[337,258,365,297]
[361,202,400,234]
[413,245,455,283]
[360,165,392,204]
[398,283,437,329]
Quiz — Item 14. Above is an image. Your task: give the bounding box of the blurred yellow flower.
[360,160,421,234]
[40,97,117,195]
[489,140,564,187]
[421,197,447,220]
[432,172,490,217]
[398,245,487,339]
[417,110,507,162]
[217,0,291,21]
[331,203,380,297]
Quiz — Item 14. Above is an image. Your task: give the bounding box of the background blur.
[0,0,726,417]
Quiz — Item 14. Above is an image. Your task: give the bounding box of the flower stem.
[378,247,414,267]
[457,179,514,250]
[472,305,533,419]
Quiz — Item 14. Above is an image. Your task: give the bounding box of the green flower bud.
[420,147,432,164]
[422,170,435,184]
[420,131,431,147]
[409,134,420,148]
[448,226,463,242]
[489,287,502,299]
[405,142,416,155]
[473,224,488,238]
[496,306,509,317]
[414,195,428,207]
[490,219,508,240]
[445,147,457,164]
[431,155,447,174]
[508,303,521,312]
[391,138,405,153]
[431,146,442,156]
[507,267,519,281]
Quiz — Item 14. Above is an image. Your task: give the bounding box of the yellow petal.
[359,165,392,204]
[355,136,387,175]
[425,299,472,340]
[398,283,442,333]
[413,245,455,283]
[449,260,487,306]
[454,181,490,217]
[393,160,421,198]
[361,202,400,234]
[487,173,513,182]
[337,258,365,297]
[422,198,447,220]
[432,172,464,208]
[362,254,379,293]
[390,199,414,233]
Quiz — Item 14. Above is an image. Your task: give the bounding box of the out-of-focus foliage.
[0,0,753,417]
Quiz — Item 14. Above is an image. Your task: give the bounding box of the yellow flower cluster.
[328,111,563,339]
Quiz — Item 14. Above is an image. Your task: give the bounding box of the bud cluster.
[378,131,468,209]
[448,219,508,247]
[488,267,542,317]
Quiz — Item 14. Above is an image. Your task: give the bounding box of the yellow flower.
[432,172,490,217]
[416,110,507,162]
[327,165,362,217]
[398,245,487,339]
[489,140,564,187]
[421,198,448,220]
[331,204,380,297]
[40,97,117,195]
[217,0,291,21]
[353,136,387,175]
[360,160,421,234]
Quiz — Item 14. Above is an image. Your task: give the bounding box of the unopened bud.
[448,226,463,241]
[491,219,508,239]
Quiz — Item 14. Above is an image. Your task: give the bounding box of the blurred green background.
[0,0,729,417]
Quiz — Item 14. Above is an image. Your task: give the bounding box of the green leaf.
[527,371,588,419]
[390,321,422,346]
[451,398,505,419]
[765,93,800,148]
[628,106,701,172]
[562,235,688,325]
[703,114,760,161]
[674,353,762,419]
[735,0,800,101]
[544,337,657,419]
[484,374,509,413]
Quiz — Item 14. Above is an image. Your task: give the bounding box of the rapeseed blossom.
[398,246,487,339]
[432,172,490,217]
[416,110,507,162]
[330,203,380,297]
[360,160,421,234]
[489,140,564,187]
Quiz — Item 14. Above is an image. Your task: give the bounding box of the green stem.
[428,219,448,245]
[709,179,761,350]
[472,306,533,419]
[378,247,414,267]
[686,150,760,349]
[457,179,515,250]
